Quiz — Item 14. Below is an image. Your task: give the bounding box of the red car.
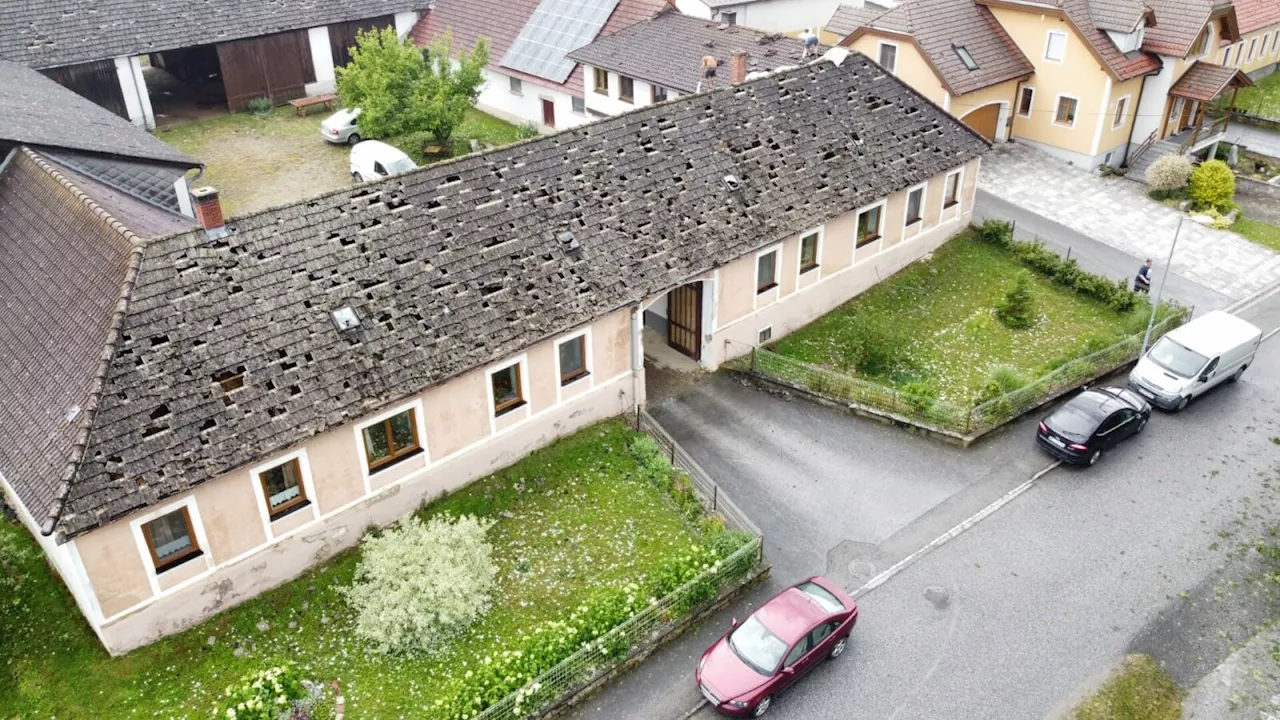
[695,576,858,717]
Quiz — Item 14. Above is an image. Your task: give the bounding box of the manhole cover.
[923,585,950,609]
[849,560,877,580]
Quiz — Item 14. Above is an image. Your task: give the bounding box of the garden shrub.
[1189,159,1235,211]
[218,663,308,720]
[517,122,541,139]
[995,272,1037,329]
[977,219,1014,248]
[342,513,498,655]
[986,365,1028,394]
[1145,154,1193,191]
[708,528,755,560]
[900,378,939,415]
[629,435,673,489]
[976,221,1137,313]
[246,97,273,118]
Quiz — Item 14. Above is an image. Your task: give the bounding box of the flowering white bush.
[342,513,498,655]
[218,664,306,720]
[1145,153,1193,191]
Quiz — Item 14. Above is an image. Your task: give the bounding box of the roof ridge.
[20,147,149,537]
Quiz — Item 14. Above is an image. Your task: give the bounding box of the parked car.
[320,107,363,145]
[1128,310,1262,411]
[1036,386,1151,466]
[696,577,858,717]
[349,140,417,183]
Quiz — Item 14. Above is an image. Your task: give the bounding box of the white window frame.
[1223,45,1232,66]
[854,198,887,251]
[942,167,965,211]
[571,96,586,115]
[876,41,899,74]
[509,76,523,96]
[903,181,928,229]
[1235,42,1245,66]
[129,495,211,595]
[1044,30,1068,63]
[1017,85,1035,118]
[753,243,783,310]
[249,448,319,540]
[1248,37,1257,61]
[352,397,429,494]
[796,225,824,279]
[1052,93,1080,128]
[1263,33,1271,56]
[485,354,530,432]
[757,325,773,345]
[1112,94,1130,129]
[554,327,594,404]
[1189,25,1212,58]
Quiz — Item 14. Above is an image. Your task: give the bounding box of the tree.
[1188,158,1235,211]
[335,27,488,143]
[995,271,1037,330]
[1145,154,1193,192]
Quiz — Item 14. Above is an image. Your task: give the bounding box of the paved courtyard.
[979,142,1280,301]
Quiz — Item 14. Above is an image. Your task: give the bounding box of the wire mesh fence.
[730,307,1192,437]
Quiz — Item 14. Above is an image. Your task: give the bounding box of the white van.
[1128,310,1262,411]
[349,140,417,183]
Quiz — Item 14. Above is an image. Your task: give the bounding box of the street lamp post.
[1142,217,1182,355]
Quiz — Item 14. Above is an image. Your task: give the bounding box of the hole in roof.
[149,405,170,420]
[215,367,246,392]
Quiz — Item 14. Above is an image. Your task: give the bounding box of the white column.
[130,56,156,130]
[114,56,154,129]
[394,11,420,38]
[307,26,336,95]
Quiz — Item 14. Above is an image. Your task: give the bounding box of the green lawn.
[0,420,707,719]
[155,106,525,216]
[770,233,1151,404]
[1234,216,1280,252]
[1232,69,1280,119]
[1073,654,1184,720]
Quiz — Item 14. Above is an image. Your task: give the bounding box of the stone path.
[978,142,1280,301]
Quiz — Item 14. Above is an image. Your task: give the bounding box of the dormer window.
[1188,25,1210,57]
[1106,24,1145,54]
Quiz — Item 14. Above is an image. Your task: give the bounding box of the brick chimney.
[190,186,227,238]
[729,51,749,85]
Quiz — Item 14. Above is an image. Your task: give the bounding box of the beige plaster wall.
[847,33,947,105]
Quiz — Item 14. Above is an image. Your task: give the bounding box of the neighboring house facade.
[830,0,1257,174]
[0,0,427,126]
[0,50,986,655]
[673,0,846,34]
[567,12,813,116]
[1216,0,1280,78]
[410,0,667,132]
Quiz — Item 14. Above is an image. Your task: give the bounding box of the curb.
[1225,277,1280,315]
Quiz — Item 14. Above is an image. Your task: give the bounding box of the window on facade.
[877,43,898,73]
[509,76,523,95]
[652,85,668,103]
[1264,33,1271,56]
[1045,31,1067,61]
[856,205,882,247]
[757,250,778,293]
[1054,96,1078,126]
[572,96,586,114]
[1223,46,1233,65]
[1273,32,1279,54]
[1189,26,1210,56]
[1113,96,1128,128]
[143,508,200,572]
[558,336,589,385]
[619,76,635,103]
[1017,86,1034,117]
[594,67,609,95]
[799,232,820,272]
[1236,42,1245,66]
[944,172,961,208]
[721,11,737,25]
[954,44,979,70]
[1248,38,1257,60]
[491,363,525,414]
[362,409,419,471]
[259,458,308,519]
[905,187,924,225]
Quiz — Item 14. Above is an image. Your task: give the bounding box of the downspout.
[630,306,644,409]
[1010,79,1026,140]
[1121,71,1153,168]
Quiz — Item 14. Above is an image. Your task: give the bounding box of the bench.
[289,93,337,117]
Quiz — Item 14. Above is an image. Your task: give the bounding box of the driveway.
[978,142,1280,301]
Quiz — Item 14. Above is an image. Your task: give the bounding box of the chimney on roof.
[729,51,748,85]
[191,186,228,239]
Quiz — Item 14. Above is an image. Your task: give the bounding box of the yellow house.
[1216,0,1280,76]
[827,0,1258,177]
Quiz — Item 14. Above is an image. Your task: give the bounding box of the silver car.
[320,107,363,145]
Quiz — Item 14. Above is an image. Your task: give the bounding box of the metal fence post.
[751,346,757,373]
[713,484,718,512]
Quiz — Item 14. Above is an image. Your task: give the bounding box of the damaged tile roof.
[826,3,892,38]
[46,52,987,539]
[1168,60,1253,102]
[842,0,1035,96]
[567,12,814,94]
[0,0,428,70]
[410,0,667,97]
[0,61,198,167]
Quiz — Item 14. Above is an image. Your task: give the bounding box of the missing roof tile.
[215,367,246,392]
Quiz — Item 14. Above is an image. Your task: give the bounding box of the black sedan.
[1036,386,1151,466]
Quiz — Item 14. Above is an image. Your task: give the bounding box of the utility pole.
[1142,217,1181,355]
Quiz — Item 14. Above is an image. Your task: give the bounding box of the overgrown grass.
[1233,216,1280,252]
[769,232,1152,403]
[0,419,710,719]
[1231,70,1280,119]
[1073,654,1184,720]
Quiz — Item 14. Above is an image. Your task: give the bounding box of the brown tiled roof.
[410,0,666,97]
[1232,0,1280,35]
[826,3,891,37]
[0,0,428,70]
[567,12,814,94]
[50,54,988,539]
[1058,0,1163,78]
[845,0,1035,96]
[0,149,140,524]
[1087,0,1148,31]
[1168,60,1253,101]
[1141,0,1217,56]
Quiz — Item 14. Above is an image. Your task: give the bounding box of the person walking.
[1133,258,1153,293]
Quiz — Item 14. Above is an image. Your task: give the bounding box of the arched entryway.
[959,101,1010,142]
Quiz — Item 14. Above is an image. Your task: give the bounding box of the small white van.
[1128,310,1262,411]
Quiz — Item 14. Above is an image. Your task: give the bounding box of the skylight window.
[331,306,361,331]
[954,45,979,70]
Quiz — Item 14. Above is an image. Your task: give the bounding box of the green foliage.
[708,529,755,560]
[218,664,307,720]
[995,271,1037,329]
[1233,216,1280,252]
[1072,654,1184,720]
[336,27,488,142]
[830,313,908,376]
[516,121,541,139]
[246,97,273,117]
[1144,154,1193,191]
[901,378,940,415]
[1188,159,1236,211]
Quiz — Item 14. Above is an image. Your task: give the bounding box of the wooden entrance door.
[667,283,702,360]
[542,99,555,128]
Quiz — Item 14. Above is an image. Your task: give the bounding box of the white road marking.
[1263,327,1279,343]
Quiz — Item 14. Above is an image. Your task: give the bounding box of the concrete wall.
[583,66,681,117]
[75,308,639,653]
[475,67,592,132]
[702,158,980,368]
[712,0,844,34]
